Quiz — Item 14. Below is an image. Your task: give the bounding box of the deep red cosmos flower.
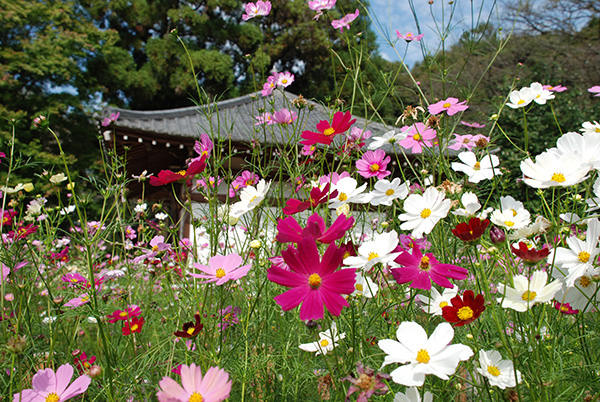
[174,313,203,338]
[149,156,206,186]
[442,290,485,326]
[267,237,356,320]
[300,111,356,146]
[282,183,338,215]
[452,218,490,242]
[511,241,550,265]
[122,316,145,336]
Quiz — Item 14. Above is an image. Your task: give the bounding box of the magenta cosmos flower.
[356,149,391,179]
[276,213,354,244]
[157,364,232,402]
[267,237,356,320]
[13,364,91,402]
[300,111,356,146]
[428,97,469,116]
[390,244,468,290]
[398,122,437,153]
[189,253,251,285]
[331,9,359,32]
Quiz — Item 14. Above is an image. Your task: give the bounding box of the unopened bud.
[489,226,506,244]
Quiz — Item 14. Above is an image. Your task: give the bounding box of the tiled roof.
[100,90,398,149]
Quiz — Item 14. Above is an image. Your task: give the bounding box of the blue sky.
[366,0,498,66]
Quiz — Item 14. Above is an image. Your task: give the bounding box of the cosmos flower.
[451,152,501,183]
[107,305,142,323]
[416,285,459,316]
[510,241,551,265]
[343,230,401,271]
[282,183,337,215]
[173,313,203,338]
[369,177,410,206]
[149,156,207,186]
[13,364,91,402]
[267,237,356,320]
[497,270,562,312]
[276,213,354,244]
[356,149,391,179]
[442,290,486,326]
[393,387,433,402]
[399,186,452,238]
[476,350,521,389]
[308,0,336,19]
[452,218,490,242]
[299,322,345,355]
[520,149,591,189]
[378,321,473,386]
[242,1,271,20]
[300,111,356,146]
[331,9,359,32]
[156,364,232,402]
[189,253,251,285]
[428,97,469,116]
[587,85,600,97]
[122,316,145,336]
[342,362,391,401]
[396,31,425,42]
[398,123,437,154]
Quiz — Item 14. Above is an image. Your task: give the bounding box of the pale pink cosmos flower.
[242,1,271,21]
[189,253,251,285]
[460,121,485,128]
[101,112,120,127]
[255,112,274,126]
[543,84,567,92]
[448,134,489,151]
[356,149,391,179]
[396,31,424,42]
[588,86,600,97]
[64,293,91,308]
[157,364,232,402]
[13,364,91,402]
[331,9,359,32]
[308,0,336,19]
[277,72,294,88]
[272,108,298,125]
[428,97,469,116]
[261,74,278,97]
[398,122,437,153]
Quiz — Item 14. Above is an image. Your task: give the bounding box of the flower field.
[2,1,600,401]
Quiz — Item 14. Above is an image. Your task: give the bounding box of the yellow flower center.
[343,251,351,259]
[46,393,60,402]
[70,278,78,283]
[457,306,474,321]
[281,79,288,84]
[579,276,591,288]
[367,252,379,261]
[439,301,449,308]
[504,221,514,227]
[521,290,537,301]
[413,133,421,141]
[419,256,430,270]
[152,245,159,252]
[249,195,258,203]
[473,162,481,170]
[189,392,204,402]
[487,365,501,377]
[119,311,128,317]
[370,163,380,172]
[517,99,525,105]
[320,339,329,347]
[177,170,186,176]
[385,189,395,196]
[323,127,336,136]
[130,324,139,332]
[443,102,451,108]
[578,251,591,263]
[560,305,570,312]
[416,349,430,364]
[309,273,322,289]
[338,192,348,202]
[551,173,566,183]
[421,208,431,218]
[186,327,195,335]
[215,268,226,278]
[355,283,363,291]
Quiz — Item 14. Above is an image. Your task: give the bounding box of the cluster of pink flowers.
[255,108,298,125]
[261,71,294,96]
[229,170,260,197]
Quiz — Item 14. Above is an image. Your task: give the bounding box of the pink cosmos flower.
[101,112,120,127]
[543,84,567,92]
[308,0,336,19]
[398,122,437,153]
[189,253,251,285]
[390,244,468,290]
[276,213,354,244]
[157,364,232,402]
[318,171,351,186]
[300,111,356,146]
[272,108,298,125]
[267,237,356,320]
[356,149,391,179]
[301,144,316,156]
[588,86,600,97]
[218,305,241,330]
[230,170,260,197]
[255,112,274,126]
[107,305,142,323]
[261,74,277,96]
[61,272,88,287]
[122,316,145,336]
[448,133,489,151]
[193,133,213,160]
[242,1,271,20]
[331,9,359,32]
[64,294,91,308]
[277,72,294,87]
[396,31,424,42]
[428,97,469,116]
[460,121,485,128]
[13,364,91,402]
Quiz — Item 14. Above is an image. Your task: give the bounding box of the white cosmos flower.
[329,177,371,209]
[520,149,591,189]
[59,205,76,215]
[368,129,408,150]
[452,192,481,217]
[507,216,551,240]
[476,350,522,389]
[344,230,400,271]
[451,152,501,183]
[553,270,600,312]
[548,218,600,287]
[399,187,452,239]
[555,132,600,170]
[586,177,600,212]
[299,322,345,355]
[416,285,458,316]
[378,321,473,386]
[393,387,433,402]
[497,270,562,312]
[506,87,535,109]
[230,180,271,217]
[580,121,600,135]
[369,178,409,206]
[49,173,68,184]
[351,273,379,298]
[529,82,555,105]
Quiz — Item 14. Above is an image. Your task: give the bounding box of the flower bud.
[489,226,506,244]
[7,335,27,354]
[88,365,102,378]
